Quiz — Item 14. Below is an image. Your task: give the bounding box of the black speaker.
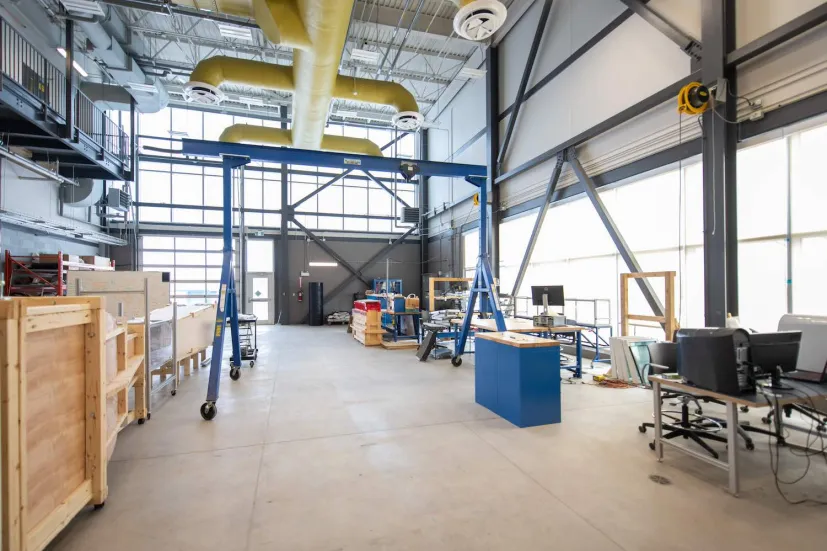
[308,281,324,326]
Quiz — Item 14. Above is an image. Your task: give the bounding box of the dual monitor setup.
[669,328,826,395]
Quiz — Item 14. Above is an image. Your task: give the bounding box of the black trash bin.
[308,281,324,326]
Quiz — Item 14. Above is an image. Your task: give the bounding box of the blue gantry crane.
[176,138,502,419]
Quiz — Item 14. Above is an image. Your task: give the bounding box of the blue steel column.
[203,155,247,416]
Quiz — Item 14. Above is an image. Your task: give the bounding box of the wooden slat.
[26,480,91,551]
[623,271,673,279]
[23,304,89,316]
[24,310,92,333]
[476,332,560,348]
[105,355,145,397]
[620,273,629,337]
[1,315,23,551]
[105,327,125,342]
[627,314,666,323]
[85,306,107,505]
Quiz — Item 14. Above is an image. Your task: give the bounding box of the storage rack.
[3,250,114,297]
[371,278,402,295]
[428,277,472,311]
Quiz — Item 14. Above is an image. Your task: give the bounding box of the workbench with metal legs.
[649,375,827,496]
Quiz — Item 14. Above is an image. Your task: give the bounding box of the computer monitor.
[531,285,564,309]
[676,328,751,394]
[749,331,801,377]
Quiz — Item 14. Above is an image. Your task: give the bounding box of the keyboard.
[782,370,827,383]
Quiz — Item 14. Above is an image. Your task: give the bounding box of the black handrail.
[0,17,130,167]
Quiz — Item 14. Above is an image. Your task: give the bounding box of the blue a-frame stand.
[200,155,249,421]
[450,176,506,367]
[176,138,490,420]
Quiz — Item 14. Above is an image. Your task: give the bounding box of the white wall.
[427,0,827,232]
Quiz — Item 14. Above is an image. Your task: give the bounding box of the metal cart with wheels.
[239,313,258,368]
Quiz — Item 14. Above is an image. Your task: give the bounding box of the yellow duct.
[182,0,422,151]
[219,124,383,156]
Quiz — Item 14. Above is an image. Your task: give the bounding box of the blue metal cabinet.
[475,333,561,428]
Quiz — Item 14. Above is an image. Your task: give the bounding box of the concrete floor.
[49,325,827,551]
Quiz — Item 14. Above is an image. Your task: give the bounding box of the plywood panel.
[66,271,170,320]
[25,325,86,529]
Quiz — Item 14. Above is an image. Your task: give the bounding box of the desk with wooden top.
[649,375,827,496]
[449,317,587,377]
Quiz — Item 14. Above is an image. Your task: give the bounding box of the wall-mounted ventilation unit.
[399,207,420,225]
[106,188,130,213]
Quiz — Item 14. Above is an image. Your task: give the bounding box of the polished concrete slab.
[49,325,827,551]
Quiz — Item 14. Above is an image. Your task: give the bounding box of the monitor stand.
[542,293,549,316]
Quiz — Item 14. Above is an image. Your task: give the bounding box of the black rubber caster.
[649,441,656,451]
[93,502,105,510]
[638,425,646,433]
[695,408,704,415]
[817,424,825,433]
[761,416,771,425]
[250,360,255,368]
[746,441,755,451]
[451,356,462,367]
[138,418,146,425]
[740,406,749,413]
[147,413,151,420]
[229,367,241,381]
[200,401,218,421]
[171,389,177,396]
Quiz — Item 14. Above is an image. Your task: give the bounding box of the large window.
[492,118,827,336]
[141,236,229,305]
[136,107,417,233]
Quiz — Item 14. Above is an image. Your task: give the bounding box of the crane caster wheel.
[171,390,177,396]
[93,502,105,510]
[740,406,749,413]
[451,356,462,367]
[761,417,771,425]
[638,425,646,434]
[817,424,825,433]
[695,408,704,415]
[229,367,241,381]
[250,360,255,368]
[746,441,755,451]
[200,402,218,421]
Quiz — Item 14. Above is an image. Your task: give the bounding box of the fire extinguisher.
[297,276,304,302]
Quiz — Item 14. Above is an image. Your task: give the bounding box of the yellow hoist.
[677,82,710,116]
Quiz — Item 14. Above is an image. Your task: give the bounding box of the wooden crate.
[351,309,381,329]
[0,297,123,551]
[66,271,170,321]
[353,328,383,346]
[104,323,147,460]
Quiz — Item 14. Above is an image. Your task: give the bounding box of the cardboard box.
[81,255,112,267]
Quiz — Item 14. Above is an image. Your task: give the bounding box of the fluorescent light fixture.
[56,48,88,77]
[457,67,487,80]
[237,96,265,106]
[59,0,106,16]
[335,109,358,118]
[308,261,338,267]
[126,82,159,94]
[217,23,253,41]
[350,48,381,64]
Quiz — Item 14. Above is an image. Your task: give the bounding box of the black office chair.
[639,342,750,459]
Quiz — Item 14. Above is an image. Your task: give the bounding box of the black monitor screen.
[531,285,564,307]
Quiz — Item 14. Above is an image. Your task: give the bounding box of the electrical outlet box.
[715,78,728,102]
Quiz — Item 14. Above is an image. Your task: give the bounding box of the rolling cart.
[238,313,258,367]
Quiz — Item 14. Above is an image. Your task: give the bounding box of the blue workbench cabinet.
[475,332,562,428]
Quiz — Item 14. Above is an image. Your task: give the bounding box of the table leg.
[653,379,663,461]
[575,331,582,378]
[726,402,740,496]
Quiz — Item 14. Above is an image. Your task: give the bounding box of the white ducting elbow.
[451,0,507,41]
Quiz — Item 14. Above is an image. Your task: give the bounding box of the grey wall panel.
[735,0,826,47]
[286,239,421,321]
[503,16,691,174]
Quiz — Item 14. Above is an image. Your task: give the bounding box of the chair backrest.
[648,342,678,372]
